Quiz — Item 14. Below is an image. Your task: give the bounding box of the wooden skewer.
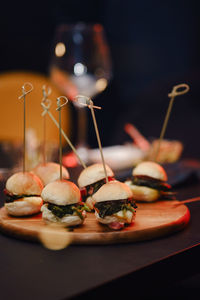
[41,102,87,169]
[43,110,46,164]
[42,85,52,165]
[18,82,33,99]
[154,83,190,162]
[75,95,108,183]
[56,96,68,180]
[173,197,200,207]
[18,82,33,172]
[74,95,102,110]
[79,102,102,110]
[90,103,108,183]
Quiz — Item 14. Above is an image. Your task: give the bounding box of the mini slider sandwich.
[125,161,174,202]
[32,162,69,186]
[78,163,115,211]
[93,181,137,230]
[4,172,43,216]
[41,180,86,226]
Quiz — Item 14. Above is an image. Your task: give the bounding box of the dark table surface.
[1,163,200,300]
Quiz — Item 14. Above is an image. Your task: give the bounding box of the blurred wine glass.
[49,22,112,164]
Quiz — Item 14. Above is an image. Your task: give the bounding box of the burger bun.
[5,196,43,216]
[95,210,135,224]
[93,181,132,203]
[32,162,69,186]
[78,163,114,188]
[41,180,80,206]
[125,181,160,202]
[6,172,43,196]
[133,161,167,181]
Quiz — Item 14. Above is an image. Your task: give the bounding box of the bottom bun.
[95,210,135,225]
[41,204,85,226]
[5,197,43,216]
[125,181,160,202]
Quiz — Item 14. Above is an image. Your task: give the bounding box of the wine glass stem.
[77,107,87,147]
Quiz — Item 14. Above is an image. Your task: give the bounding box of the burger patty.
[4,189,39,203]
[46,202,85,219]
[94,199,137,218]
[132,176,171,191]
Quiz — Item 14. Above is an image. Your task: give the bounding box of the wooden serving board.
[0,201,190,245]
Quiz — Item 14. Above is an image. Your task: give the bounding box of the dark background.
[0,1,200,297]
[0,0,199,158]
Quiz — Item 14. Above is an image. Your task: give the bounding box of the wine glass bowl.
[49,23,112,163]
[50,23,112,100]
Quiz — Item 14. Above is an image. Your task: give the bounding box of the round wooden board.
[0,201,190,245]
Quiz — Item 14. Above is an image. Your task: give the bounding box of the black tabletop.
[1,166,200,300]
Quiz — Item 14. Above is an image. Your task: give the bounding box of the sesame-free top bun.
[41,180,80,206]
[32,162,69,186]
[6,172,43,196]
[78,163,114,188]
[93,181,133,203]
[132,161,167,181]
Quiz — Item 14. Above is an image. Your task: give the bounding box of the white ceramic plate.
[88,144,145,171]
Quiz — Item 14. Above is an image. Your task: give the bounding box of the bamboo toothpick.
[42,85,52,165]
[78,103,102,110]
[56,96,68,180]
[90,105,108,183]
[41,102,87,169]
[18,82,33,172]
[75,95,108,183]
[154,83,190,162]
[173,197,200,207]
